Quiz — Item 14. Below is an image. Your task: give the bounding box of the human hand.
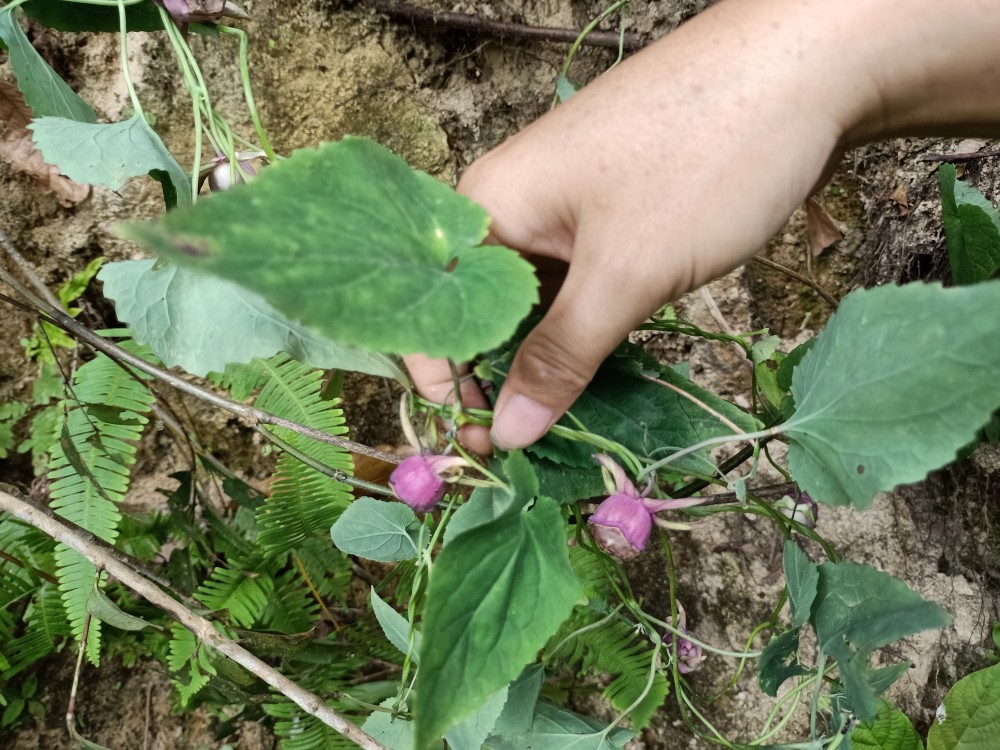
[406,0,1000,454]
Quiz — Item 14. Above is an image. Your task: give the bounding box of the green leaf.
[99,260,404,380]
[0,9,96,122]
[120,138,539,361]
[555,74,580,103]
[330,497,421,562]
[939,164,1000,285]
[758,628,809,697]
[927,663,1000,750]
[444,488,500,546]
[86,586,157,632]
[870,661,913,696]
[496,450,539,515]
[535,459,606,504]
[0,402,29,459]
[364,700,426,750]
[782,282,1000,509]
[445,685,509,750]
[22,0,164,32]
[813,561,952,719]
[415,497,581,748]
[529,358,760,474]
[783,541,818,628]
[852,701,924,750]
[486,703,634,750]
[490,666,544,737]
[371,587,421,661]
[29,115,191,207]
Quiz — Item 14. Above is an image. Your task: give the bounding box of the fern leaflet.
[196,564,275,628]
[47,350,154,664]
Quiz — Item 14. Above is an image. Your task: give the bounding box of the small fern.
[220,355,354,558]
[2,582,72,680]
[46,349,154,664]
[550,607,670,730]
[196,564,275,628]
[167,623,217,707]
[261,569,320,635]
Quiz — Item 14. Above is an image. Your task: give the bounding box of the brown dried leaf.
[0,79,90,207]
[889,184,910,215]
[805,197,843,257]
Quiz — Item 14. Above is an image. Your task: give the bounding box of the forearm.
[843,0,1000,142]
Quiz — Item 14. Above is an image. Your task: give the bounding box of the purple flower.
[389,455,466,513]
[155,0,249,24]
[588,455,705,559]
[776,492,819,529]
[589,493,652,559]
[665,628,705,674]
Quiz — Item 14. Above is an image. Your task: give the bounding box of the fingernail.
[491,394,554,450]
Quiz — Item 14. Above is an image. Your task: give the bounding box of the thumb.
[490,259,657,450]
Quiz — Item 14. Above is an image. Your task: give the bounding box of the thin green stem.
[551,0,630,109]
[545,610,619,663]
[116,0,144,119]
[219,25,277,161]
[810,652,828,740]
[638,427,780,481]
[644,615,763,659]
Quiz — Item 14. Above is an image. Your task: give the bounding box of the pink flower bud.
[665,628,705,674]
[588,493,652,559]
[208,159,256,192]
[155,0,249,23]
[389,455,465,513]
[776,492,819,529]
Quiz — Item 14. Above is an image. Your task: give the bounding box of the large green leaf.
[120,137,539,361]
[927,663,1000,750]
[527,357,760,474]
[0,8,96,122]
[758,628,808,697]
[22,0,164,32]
[813,561,951,719]
[99,260,404,380]
[851,701,924,750]
[330,497,421,562]
[939,165,1000,285]
[486,703,634,750]
[371,587,421,660]
[783,541,818,628]
[782,282,1000,508]
[415,497,581,748]
[29,115,191,207]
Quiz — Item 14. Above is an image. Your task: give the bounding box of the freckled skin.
[407,0,1000,454]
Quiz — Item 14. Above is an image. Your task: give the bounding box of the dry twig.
[364,0,643,51]
[0,488,391,750]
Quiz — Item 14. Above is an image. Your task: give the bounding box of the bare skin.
[406,0,1000,454]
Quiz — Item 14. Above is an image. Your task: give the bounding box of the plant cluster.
[1,2,1000,750]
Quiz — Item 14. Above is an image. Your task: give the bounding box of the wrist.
[837,0,1000,145]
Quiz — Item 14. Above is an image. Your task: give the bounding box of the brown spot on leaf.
[857,464,865,474]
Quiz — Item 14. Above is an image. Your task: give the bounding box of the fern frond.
[1,582,71,679]
[167,623,217,706]
[46,351,154,664]
[294,539,352,602]
[265,700,358,750]
[246,356,354,558]
[261,569,319,635]
[551,608,669,731]
[260,453,351,557]
[196,565,275,628]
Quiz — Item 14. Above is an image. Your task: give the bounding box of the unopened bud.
[389,455,466,513]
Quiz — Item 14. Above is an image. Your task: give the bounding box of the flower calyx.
[389,454,468,513]
[664,603,705,674]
